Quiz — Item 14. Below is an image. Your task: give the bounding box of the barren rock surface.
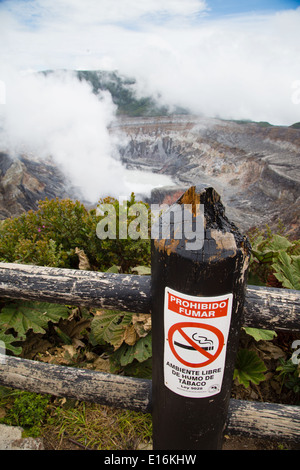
[0,115,299,237]
[116,115,300,237]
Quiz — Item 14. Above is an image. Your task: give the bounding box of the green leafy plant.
[272,252,300,290]
[248,227,300,288]
[0,301,69,341]
[0,390,51,437]
[90,310,152,375]
[95,193,151,273]
[276,358,300,395]
[0,195,151,273]
[243,327,277,342]
[0,198,91,268]
[233,349,267,388]
[0,329,22,355]
[89,310,133,350]
[110,333,152,373]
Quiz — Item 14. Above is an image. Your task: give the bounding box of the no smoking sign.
[168,322,224,368]
[164,287,233,398]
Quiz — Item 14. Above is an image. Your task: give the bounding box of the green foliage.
[0,329,22,355]
[234,349,267,388]
[243,328,277,342]
[90,310,133,350]
[235,328,277,390]
[0,301,69,340]
[0,198,92,268]
[95,194,151,272]
[248,226,300,288]
[90,310,152,375]
[110,333,152,372]
[272,252,300,290]
[276,358,300,395]
[241,225,300,396]
[0,195,151,273]
[0,390,51,437]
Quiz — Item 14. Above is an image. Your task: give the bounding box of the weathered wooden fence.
[0,185,299,449]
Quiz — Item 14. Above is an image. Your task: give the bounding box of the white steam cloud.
[0,69,172,201]
[0,1,300,202]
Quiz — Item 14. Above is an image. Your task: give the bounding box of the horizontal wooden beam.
[0,263,299,331]
[0,262,151,314]
[244,285,300,332]
[226,398,300,442]
[0,356,299,442]
[0,355,152,413]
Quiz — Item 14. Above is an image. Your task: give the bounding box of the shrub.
[247,226,300,288]
[0,195,151,273]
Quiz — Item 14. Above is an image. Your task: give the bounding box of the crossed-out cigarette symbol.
[168,322,224,368]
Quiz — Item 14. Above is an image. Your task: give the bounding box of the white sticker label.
[164,287,233,398]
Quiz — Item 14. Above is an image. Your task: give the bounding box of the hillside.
[115,115,300,238]
[0,70,299,237]
[0,152,76,219]
[42,69,188,117]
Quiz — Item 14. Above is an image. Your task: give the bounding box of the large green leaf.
[272,252,300,290]
[243,327,277,342]
[110,332,152,368]
[233,349,267,388]
[131,265,151,275]
[0,329,22,355]
[252,234,293,264]
[90,310,133,350]
[267,234,293,252]
[0,301,69,339]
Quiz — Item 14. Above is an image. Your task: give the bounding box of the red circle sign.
[168,322,224,368]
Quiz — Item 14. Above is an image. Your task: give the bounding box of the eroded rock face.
[0,115,299,239]
[115,116,300,238]
[0,152,76,219]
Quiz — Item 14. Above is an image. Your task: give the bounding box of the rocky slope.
[115,115,300,238]
[0,152,76,219]
[0,115,299,238]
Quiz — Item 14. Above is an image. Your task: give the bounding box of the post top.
[152,184,251,261]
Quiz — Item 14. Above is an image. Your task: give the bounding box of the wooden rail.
[0,262,299,443]
[1,180,299,449]
[0,262,151,313]
[0,262,299,332]
[0,355,299,442]
[0,355,152,413]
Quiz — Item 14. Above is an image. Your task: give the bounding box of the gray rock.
[0,424,44,450]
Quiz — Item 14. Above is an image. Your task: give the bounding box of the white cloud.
[0,1,299,201]
[116,9,300,125]
[1,0,207,27]
[0,69,172,201]
[1,2,299,125]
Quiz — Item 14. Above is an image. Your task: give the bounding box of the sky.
[0,0,300,200]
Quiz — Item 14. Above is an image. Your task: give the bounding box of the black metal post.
[151,185,251,450]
